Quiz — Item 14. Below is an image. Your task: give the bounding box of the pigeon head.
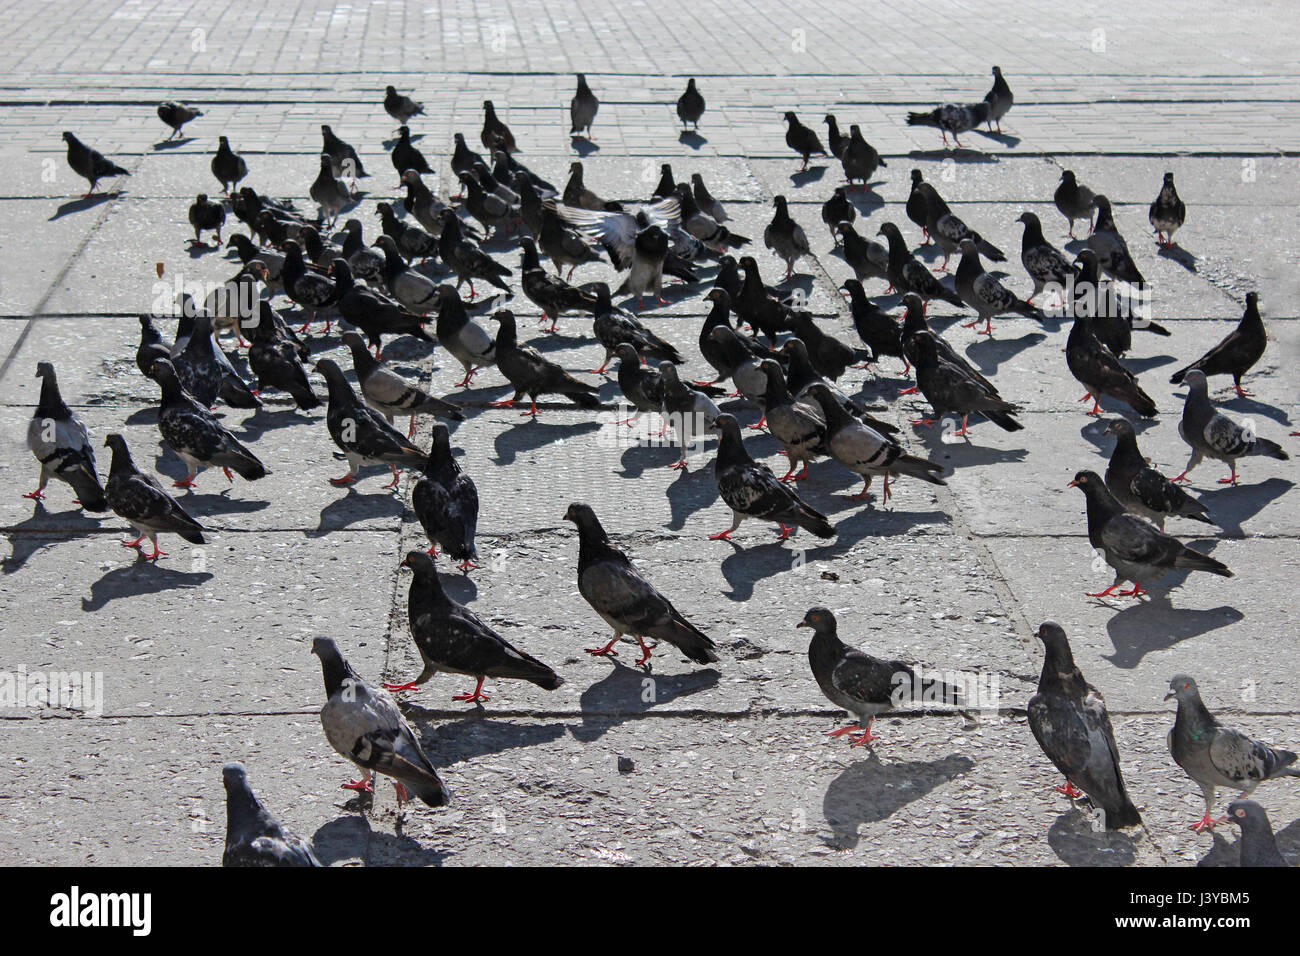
[343,218,362,234]
[613,343,641,367]
[839,277,863,297]
[562,502,606,539]
[704,287,730,309]
[658,361,680,383]
[35,361,56,381]
[483,99,495,111]
[958,238,979,254]
[992,66,1002,77]
[221,762,250,791]
[62,131,75,143]
[1163,674,1201,703]
[901,292,925,317]
[1163,172,1175,185]
[147,356,181,386]
[833,221,856,240]
[772,195,789,210]
[329,257,352,283]
[340,330,369,357]
[1092,194,1111,214]
[1060,169,1075,184]
[1225,800,1270,832]
[1180,368,1209,393]
[1034,621,1071,658]
[309,636,338,660]
[1016,211,1040,228]
[104,433,129,453]
[320,124,333,136]
[877,221,899,239]
[400,549,441,582]
[782,112,797,124]
[782,338,810,362]
[690,173,704,186]
[797,606,836,633]
[386,85,397,95]
[312,357,348,389]
[910,169,924,185]
[686,78,697,90]
[1066,469,1103,491]
[489,308,516,328]
[711,412,741,437]
[318,153,332,171]
[428,422,452,456]
[1102,418,1136,441]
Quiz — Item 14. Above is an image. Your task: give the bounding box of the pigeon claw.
[120,535,146,550]
[825,724,861,739]
[1087,584,1120,598]
[1191,812,1227,834]
[341,778,374,794]
[585,638,620,658]
[775,524,795,541]
[707,528,735,541]
[452,678,490,703]
[329,474,358,486]
[22,489,45,500]
[633,637,657,668]
[849,726,879,748]
[382,681,420,693]
[1054,780,1085,798]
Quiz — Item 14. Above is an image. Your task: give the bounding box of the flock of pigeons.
[33,70,1295,867]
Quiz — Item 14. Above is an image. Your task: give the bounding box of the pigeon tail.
[1173,548,1232,578]
[1243,436,1288,461]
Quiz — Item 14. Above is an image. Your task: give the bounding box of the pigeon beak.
[1066,479,1079,488]
[1162,691,1176,701]
[796,621,811,629]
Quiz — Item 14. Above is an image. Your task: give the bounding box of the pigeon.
[1087,196,1145,286]
[457,171,516,239]
[835,222,890,286]
[433,285,497,387]
[1170,293,1267,397]
[1054,170,1096,238]
[954,239,1044,335]
[25,362,107,510]
[480,100,517,154]
[570,73,599,138]
[227,233,285,290]
[734,255,796,342]
[785,312,860,382]
[157,101,202,140]
[412,424,479,570]
[489,309,602,417]
[136,314,171,379]
[691,173,727,222]
[905,101,990,148]
[400,170,453,236]
[806,383,945,502]
[437,211,513,298]
[708,325,769,409]
[801,607,965,748]
[520,237,600,331]
[221,763,321,867]
[384,85,425,128]
[878,222,965,309]
[899,293,995,397]
[339,219,386,285]
[62,131,129,197]
[1067,469,1232,597]
[535,204,603,279]
[315,358,426,488]
[840,124,886,190]
[764,195,811,279]
[1174,368,1288,485]
[699,288,778,385]
[390,126,432,179]
[1225,801,1290,867]
[211,136,248,193]
[321,124,367,179]
[659,362,721,469]
[564,502,718,666]
[906,169,932,242]
[822,187,855,241]
[563,161,621,212]
[342,331,462,436]
[673,183,750,252]
[560,196,685,306]
[781,338,896,436]
[1149,172,1186,248]
[609,341,670,430]
[147,358,266,488]
[386,551,561,701]
[1027,621,1142,828]
[332,258,435,356]
[1166,675,1300,833]
[187,193,225,247]
[168,308,238,408]
[472,160,520,207]
[676,78,705,130]
[1017,211,1077,305]
[916,182,1005,271]
[373,235,438,314]
[450,133,485,183]
[983,66,1013,132]
[710,413,835,542]
[283,239,342,332]
[494,148,555,196]
[590,282,681,373]
[758,360,827,482]
[247,302,319,410]
[654,162,678,199]
[376,200,439,262]
[312,636,451,808]
[782,112,827,171]
[310,153,353,229]
[103,433,206,560]
[842,280,906,372]
[909,332,1023,436]
[1066,311,1158,418]
[1072,249,1169,357]
[1102,419,1213,530]
[823,114,848,160]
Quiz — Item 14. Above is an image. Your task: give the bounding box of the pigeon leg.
[1233,383,1253,398]
[1054,780,1085,799]
[881,474,892,501]
[120,534,146,550]
[342,772,374,794]
[1217,465,1239,486]
[1087,583,1121,598]
[1085,398,1103,416]
[825,723,861,738]
[22,472,48,500]
[633,636,656,668]
[932,255,951,273]
[425,545,439,556]
[456,559,479,572]
[668,456,688,470]
[222,466,234,483]
[382,680,420,693]
[897,385,919,395]
[452,676,490,703]
[172,472,199,489]
[849,721,879,747]
[590,356,611,375]
[850,478,873,500]
[613,412,640,427]
[1118,582,1146,597]
[519,401,539,418]
[909,417,936,427]
[586,634,620,657]
[747,415,767,431]
[140,537,167,561]
[329,472,358,486]
[489,399,515,408]
[952,415,971,438]
[382,466,402,490]
[709,514,742,541]
[775,523,794,541]
[1191,812,1227,834]
[787,462,809,481]
[978,319,994,336]
[407,417,417,438]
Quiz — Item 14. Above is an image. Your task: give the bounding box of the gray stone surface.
[1,0,1297,867]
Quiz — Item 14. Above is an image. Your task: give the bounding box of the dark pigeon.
[490,309,601,416]
[157,101,202,140]
[676,78,705,130]
[1226,801,1290,867]
[412,424,479,571]
[103,433,205,561]
[211,136,247,193]
[221,763,321,867]
[782,111,827,170]
[147,358,266,488]
[1174,368,1288,485]
[1170,292,1266,397]
[62,131,129,196]
[314,357,426,488]
[1148,172,1186,248]
[1102,418,1213,531]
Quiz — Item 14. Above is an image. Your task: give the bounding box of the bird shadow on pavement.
[312,813,448,866]
[411,713,569,763]
[789,165,828,187]
[846,188,884,214]
[1120,353,1176,376]
[1078,415,1159,454]
[238,405,320,442]
[490,418,601,466]
[571,137,600,157]
[1158,244,1198,273]
[1197,815,1300,867]
[821,750,975,849]
[972,129,1021,149]
[1199,476,1293,536]
[963,331,1046,377]
[519,330,589,355]
[678,131,707,150]
[1102,592,1243,669]
[311,486,405,536]
[170,489,271,519]
[912,428,1029,470]
[906,148,997,165]
[1045,808,1138,866]
[664,460,720,530]
[570,659,721,742]
[81,560,214,612]
[49,192,120,221]
[1217,392,1293,430]
[617,440,678,480]
[152,137,196,151]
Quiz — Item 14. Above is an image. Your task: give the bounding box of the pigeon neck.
[436,296,467,336]
[575,520,617,569]
[423,438,458,481]
[409,567,450,613]
[955,249,981,281]
[1038,640,1085,695]
[1094,203,1115,232]
[1174,692,1217,733]
[521,242,542,271]
[1241,301,1263,332]
[348,342,377,378]
[494,315,518,351]
[704,297,730,332]
[341,227,361,257]
[884,230,909,266]
[715,426,753,470]
[36,374,71,419]
[1110,431,1144,471]
[317,651,354,698]
[107,442,137,477]
[1081,483,1125,540]
[225,784,271,834]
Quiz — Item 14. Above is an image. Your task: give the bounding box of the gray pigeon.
[764,195,811,279]
[25,363,107,511]
[659,362,720,469]
[1102,418,1213,530]
[1028,622,1142,828]
[312,636,451,808]
[564,503,718,667]
[1054,170,1096,238]
[222,763,321,867]
[103,434,205,561]
[1166,675,1299,833]
[1174,369,1289,486]
[983,66,1013,132]
[1087,196,1145,286]
[570,73,598,138]
[1225,800,1290,867]
[310,153,353,228]
[758,359,826,482]
[342,332,462,437]
[157,101,202,140]
[954,239,1044,336]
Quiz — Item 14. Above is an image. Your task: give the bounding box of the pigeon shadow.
[238,405,319,441]
[846,188,885,214]
[3,504,105,573]
[152,137,197,151]
[1199,476,1293,537]
[571,137,600,157]
[312,813,448,866]
[963,331,1045,377]
[1120,353,1176,375]
[490,417,602,466]
[1158,244,1198,273]
[49,192,121,221]
[571,659,721,742]
[1217,393,1292,430]
[171,490,271,519]
[1077,415,1159,454]
[310,486,406,535]
[1197,814,1300,867]
[678,131,707,149]
[410,713,569,763]
[81,561,214,612]
[821,750,975,849]
[664,460,720,530]
[1103,593,1243,669]
[906,148,997,165]
[972,130,1022,149]
[1045,808,1139,866]
[913,428,1029,470]
[616,440,677,480]
[790,165,828,187]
